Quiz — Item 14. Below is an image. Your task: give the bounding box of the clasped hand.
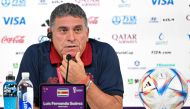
[59,52,88,84]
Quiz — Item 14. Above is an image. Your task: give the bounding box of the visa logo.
[3,17,26,25]
[152,0,174,5]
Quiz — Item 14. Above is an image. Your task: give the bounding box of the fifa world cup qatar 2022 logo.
[138,67,188,109]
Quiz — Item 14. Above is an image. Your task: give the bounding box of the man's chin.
[67,52,76,58]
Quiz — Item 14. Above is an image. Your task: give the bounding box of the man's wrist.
[80,75,90,85]
[80,75,92,91]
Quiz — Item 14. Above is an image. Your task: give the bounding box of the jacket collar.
[50,42,92,66]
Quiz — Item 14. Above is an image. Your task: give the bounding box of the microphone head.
[66,54,72,61]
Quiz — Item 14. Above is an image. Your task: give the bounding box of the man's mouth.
[67,45,77,48]
[64,45,79,52]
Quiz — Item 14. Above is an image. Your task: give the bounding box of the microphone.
[66,54,72,61]
[65,54,71,84]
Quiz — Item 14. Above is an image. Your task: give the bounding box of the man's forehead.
[57,25,83,29]
[55,16,84,24]
[54,18,85,29]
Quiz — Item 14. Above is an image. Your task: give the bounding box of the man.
[16,3,124,109]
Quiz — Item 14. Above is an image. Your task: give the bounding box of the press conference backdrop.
[0,0,190,108]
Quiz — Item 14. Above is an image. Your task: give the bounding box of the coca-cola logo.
[1,35,25,43]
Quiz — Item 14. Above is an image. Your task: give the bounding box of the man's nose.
[67,31,75,41]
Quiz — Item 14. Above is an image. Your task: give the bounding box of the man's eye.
[61,29,67,33]
[74,28,82,33]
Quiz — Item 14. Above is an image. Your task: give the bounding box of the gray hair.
[49,3,88,28]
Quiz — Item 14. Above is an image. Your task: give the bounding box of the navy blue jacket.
[16,39,124,108]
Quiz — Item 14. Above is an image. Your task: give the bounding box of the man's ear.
[86,27,89,42]
[47,28,52,39]
[47,28,51,33]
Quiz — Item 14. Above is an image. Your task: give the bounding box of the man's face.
[51,16,89,58]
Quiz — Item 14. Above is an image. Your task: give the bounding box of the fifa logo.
[73,87,76,93]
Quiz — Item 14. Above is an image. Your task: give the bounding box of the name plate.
[40,84,86,109]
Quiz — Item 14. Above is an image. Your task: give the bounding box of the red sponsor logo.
[1,35,25,43]
[88,16,98,24]
[187,79,190,84]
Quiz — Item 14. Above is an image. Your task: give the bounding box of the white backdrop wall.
[0,0,190,108]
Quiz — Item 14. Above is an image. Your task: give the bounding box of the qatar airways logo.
[75,0,99,6]
[88,16,99,24]
[1,35,25,43]
[112,33,137,44]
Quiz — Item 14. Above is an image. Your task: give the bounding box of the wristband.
[86,80,92,91]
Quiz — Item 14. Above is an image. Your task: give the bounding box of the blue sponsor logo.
[1,0,26,7]
[155,33,168,45]
[75,0,99,6]
[121,0,127,3]
[156,63,175,67]
[152,0,174,5]
[3,17,26,25]
[163,18,174,22]
[13,63,19,69]
[38,35,49,43]
[1,0,10,7]
[118,0,130,7]
[112,16,137,25]
[38,0,48,5]
[127,60,146,70]
[149,17,159,23]
[52,0,64,4]
[134,60,140,66]
[151,50,172,55]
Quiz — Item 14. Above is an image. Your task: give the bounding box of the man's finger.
[75,52,83,65]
